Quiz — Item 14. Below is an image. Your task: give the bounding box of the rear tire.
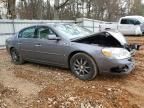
[70,53,98,80]
[10,48,24,65]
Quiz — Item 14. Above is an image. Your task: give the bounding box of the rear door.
[18,26,39,60]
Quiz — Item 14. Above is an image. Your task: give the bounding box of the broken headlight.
[102,48,131,59]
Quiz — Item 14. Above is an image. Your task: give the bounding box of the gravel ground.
[0,37,144,108]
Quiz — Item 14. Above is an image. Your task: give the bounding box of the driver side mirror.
[48,34,61,40]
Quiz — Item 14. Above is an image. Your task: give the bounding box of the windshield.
[55,24,92,39]
[138,17,144,23]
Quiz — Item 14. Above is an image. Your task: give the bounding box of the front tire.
[70,53,98,80]
[10,48,24,65]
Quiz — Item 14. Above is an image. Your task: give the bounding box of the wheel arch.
[68,51,99,73]
[10,47,15,53]
[7,47,15,55]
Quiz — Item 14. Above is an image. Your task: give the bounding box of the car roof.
[22,23,74,29]
[18,24,58,32]
[122,15,144,19]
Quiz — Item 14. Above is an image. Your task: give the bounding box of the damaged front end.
[124,44,141,55]
[72,31,141,55]
[71,31,139,74]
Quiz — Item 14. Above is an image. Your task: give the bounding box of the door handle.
[18,43,22,45]
[35,44,41,47]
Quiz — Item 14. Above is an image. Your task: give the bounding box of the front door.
[34,26,69,66]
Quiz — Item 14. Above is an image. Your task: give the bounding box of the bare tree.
[130,0,143,15]
[15,0,144,21]
[17,0,46,19]
[7,0,16,19]
[0,0,16,19]
[54,0,70,19]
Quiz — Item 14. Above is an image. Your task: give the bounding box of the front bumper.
[98,57,135,75]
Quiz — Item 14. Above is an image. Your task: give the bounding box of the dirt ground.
[0,37,144,108]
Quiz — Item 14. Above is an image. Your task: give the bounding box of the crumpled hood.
[106,31,127,45]
[71,31,127,46]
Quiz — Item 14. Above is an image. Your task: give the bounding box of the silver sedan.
[6,24,135,80]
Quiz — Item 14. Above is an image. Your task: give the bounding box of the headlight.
[102,48,131,59]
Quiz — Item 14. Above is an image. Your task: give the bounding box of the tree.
[7,0,16,19]
[0,0,16,19]
[15,0,144,21]
[130,0,143,15]
[17,0,47,19]
[53,0,70,19]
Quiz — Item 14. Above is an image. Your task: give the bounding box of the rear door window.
[19,27,37,38]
